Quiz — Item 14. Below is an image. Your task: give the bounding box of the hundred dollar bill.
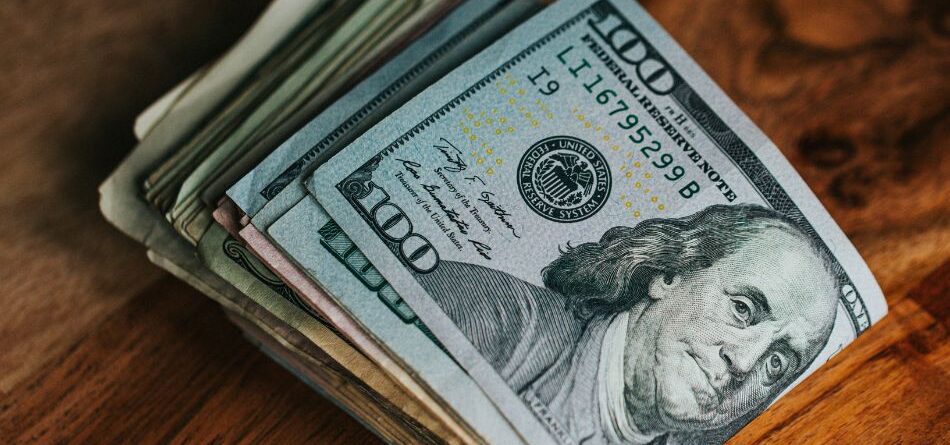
[100,1,465,440]
[224,1,541,443]
[156,0,436,242]
[196,0,456,218]
[307,0,888,443]
[99,0,328,298]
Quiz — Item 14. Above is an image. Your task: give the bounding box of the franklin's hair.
[541,203,839,320]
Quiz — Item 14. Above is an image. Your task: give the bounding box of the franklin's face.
[622,228,838,433]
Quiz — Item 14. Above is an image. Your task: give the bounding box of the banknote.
[307,0,888,443]
[154,0,441,243]
[264,198,522,444]
[221,2,542,442]
[141,0,340,212]
[100,1,465,440]
[144,0,360,215]
[227,0,525,223]
[196,0,456,216]
[127,0,510,441]
[98,0,327,315]
[133,68,202,140]
[129,0,332,142]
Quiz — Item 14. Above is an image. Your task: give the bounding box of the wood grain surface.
[0,0,946,443]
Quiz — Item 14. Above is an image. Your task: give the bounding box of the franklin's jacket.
[419,261,667,445]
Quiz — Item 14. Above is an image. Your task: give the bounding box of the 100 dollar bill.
[307,0,887,443]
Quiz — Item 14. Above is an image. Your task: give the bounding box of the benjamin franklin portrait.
[418,204,840,444]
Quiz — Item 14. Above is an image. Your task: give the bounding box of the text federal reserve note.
[309,1,887,443]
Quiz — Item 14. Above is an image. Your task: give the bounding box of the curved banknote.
[224,1,543,443]
[307,0,887,443]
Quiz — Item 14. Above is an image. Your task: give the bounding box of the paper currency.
[102,0,890,443]
[101,1,472,441]
[154,0,445,244]
[307,1,887,443]
[133,69,202,140]
[196,0,456,217]
[226,1,542,442]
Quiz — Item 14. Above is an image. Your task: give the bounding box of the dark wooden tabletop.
[1,1,947,443]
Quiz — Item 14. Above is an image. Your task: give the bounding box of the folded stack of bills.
[100,1,887,443]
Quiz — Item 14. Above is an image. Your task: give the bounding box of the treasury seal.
[517,135,611,223]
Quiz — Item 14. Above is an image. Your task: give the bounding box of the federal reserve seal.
[517,136,611,222]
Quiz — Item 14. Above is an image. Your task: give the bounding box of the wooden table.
[1,0,946,443]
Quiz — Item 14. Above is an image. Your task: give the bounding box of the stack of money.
[100,1,888,443]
